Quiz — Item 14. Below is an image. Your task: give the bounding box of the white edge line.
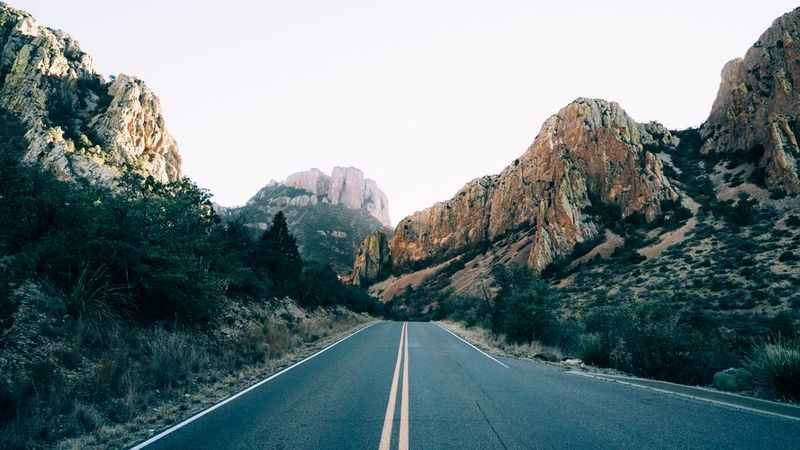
[587,372,800,411]
[435,322,508,368]
[129,321,380,449]
[567,370,800,423]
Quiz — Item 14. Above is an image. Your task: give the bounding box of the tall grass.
[746,335,800,400]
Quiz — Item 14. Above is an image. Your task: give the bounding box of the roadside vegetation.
[0,108,381,449]
[434,264,799,400]
[427,127,800,402]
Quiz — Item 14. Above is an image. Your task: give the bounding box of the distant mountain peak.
[284,166,391,227]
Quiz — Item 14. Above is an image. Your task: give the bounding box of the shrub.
[502,280,560,345]
[779,251,797,263]
[143,328,207,390]
[746,336,800,400]
[69,402,103,435]
[578,333,610,366]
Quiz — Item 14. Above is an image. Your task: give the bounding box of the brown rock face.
[352,230,392,286]
[0,4,181,184]
[387,98,677,273]
[701,8,800,194]
[285,167,391,227]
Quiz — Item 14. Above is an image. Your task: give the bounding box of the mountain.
[355,98,681,289]
[224,169,391,274]
[0,2,181,185]
[354,7,800,318]
[701,9,800,194]
[284,167,391,227]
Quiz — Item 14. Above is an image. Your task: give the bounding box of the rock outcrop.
[285,167,391,227]
[381,98,677,275]
[702,7,800,194]
[352,230,392,286]
[0,3,181,184]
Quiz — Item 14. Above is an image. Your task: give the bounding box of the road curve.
[135,321,800,450]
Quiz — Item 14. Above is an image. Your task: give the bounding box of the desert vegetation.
[0,108,381,449]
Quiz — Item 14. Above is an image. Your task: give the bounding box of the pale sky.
[11,1,799,225]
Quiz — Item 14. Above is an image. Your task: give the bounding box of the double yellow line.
[379,322,410,450]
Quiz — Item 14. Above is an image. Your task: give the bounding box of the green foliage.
[253,211,303,296]
[582,301,733,384]
[297,261,383,314]
[655,198,693,230]
[0,106,380,326]
[713,193,759,227]
[502,279,560,345]
[746,336,800,400]
[228,185,385,273]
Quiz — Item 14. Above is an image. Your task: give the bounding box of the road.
[135,321,800,449]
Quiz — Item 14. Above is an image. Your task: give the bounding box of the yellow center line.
[379,322,406,450]
[399,322,410,450]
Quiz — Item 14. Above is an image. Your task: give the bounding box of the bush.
[143,328,208,390]
[502,280,560,345]
[746,336,800,400]
[779,251,798,263]
[578,333,609,366]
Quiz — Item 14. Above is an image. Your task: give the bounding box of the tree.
[254,212,303,295]
[502,278,560,345]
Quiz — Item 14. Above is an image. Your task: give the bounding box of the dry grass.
[438,320,562,360]
[0,288,373,450]
[746,336,800,400]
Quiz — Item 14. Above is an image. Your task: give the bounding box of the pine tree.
[255,211,303,293]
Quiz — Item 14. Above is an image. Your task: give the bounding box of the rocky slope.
[0,2,181,185]
[356,8,800,303]
[702,8,800,194]
[285,167,391,227]
[224,173,390,274]
[358,98,679,286]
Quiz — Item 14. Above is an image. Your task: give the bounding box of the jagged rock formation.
[352,230,392,286]
[355,8,800,299]
[285,167,391,227]
[359,98,677,284]
[0,3,181,184]
[702,7,800,194]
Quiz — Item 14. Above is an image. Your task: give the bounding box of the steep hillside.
[0,2,181,185]
[0,4,383,449]
[224,177,389,274]
[357,7,800,321]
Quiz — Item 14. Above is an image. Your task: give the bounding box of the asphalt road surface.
[134,321,800,450]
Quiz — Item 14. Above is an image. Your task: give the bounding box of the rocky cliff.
[285,167,391,227]
[363,98,677,285]
[355,9,800,293]
[352,230,392,287]
[702,7,800,194]
[0,3,181,184]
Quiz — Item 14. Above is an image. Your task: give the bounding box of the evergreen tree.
[254,211,303,294]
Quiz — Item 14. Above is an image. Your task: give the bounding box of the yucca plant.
[746,335,800,400]
[65,265,127,341]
